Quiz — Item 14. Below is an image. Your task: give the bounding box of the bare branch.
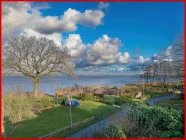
[3,36,75,95]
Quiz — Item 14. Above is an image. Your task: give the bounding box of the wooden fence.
[39,116,95,138]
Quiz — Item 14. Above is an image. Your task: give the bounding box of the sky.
[2,2,184,74]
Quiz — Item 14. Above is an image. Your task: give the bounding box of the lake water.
[2,75,143,95]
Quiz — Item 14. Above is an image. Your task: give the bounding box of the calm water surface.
[3,75,142,95]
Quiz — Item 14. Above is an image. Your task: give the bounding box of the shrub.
[128,105,183,131]
[122,94,133,103]
[119,104,183,138]
[72,95,80,100]
[161,131,184,138]
[100,95,115,105]
[130,100,145,106]
[94,125,126,138]
[52,97,66,104]
[79,93,92,100]
[92,96,98,101]
[3,93,57,124]
[39,97,52,108]
[3,117,15,137]
[32,103,42,114]
[142,95,151,100]
[3,94,37,123]
[114,97,123,105]
[104,95,114,100]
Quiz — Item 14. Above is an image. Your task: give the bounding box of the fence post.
[39,116,95,138]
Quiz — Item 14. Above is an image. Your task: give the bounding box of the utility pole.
[143,72,145,96]
[68,94,72,128]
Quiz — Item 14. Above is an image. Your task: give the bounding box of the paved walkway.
[66,94,175,138]
[65,109,127,138]
[145,94,176,106]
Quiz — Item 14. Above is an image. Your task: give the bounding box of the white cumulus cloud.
[3,2,134,71]
[64,34,86,59]
[98,2,110,9]
[164,46,172,57]
[62,34,130,68]
[21,29,63,46]
[2,2,42,41]
[35,8,105,34]
[3,2,105,42]
[118,52,130,64]
[87,34,129,66]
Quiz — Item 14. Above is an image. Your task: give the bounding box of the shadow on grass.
[8,100,119,138]
[3,116,14,138]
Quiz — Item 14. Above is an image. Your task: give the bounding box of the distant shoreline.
[2,75,183,96]
[2,74,141,77]
[2,74,183,78]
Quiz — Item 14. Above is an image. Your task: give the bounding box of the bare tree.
[3,36,74,96]
[172,33,184,81]
[152,62,160,85]
[160,61,172,85]
[143,64,153,83]
[155,63,162,85]
[172,33,184,62]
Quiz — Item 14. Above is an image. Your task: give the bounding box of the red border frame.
[0,0,185,140]
[0,0,185,2]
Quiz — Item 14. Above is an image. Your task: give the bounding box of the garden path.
[66,94,175,138]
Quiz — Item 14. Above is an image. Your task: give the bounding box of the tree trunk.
[177,78,180,88]
[33,78,39,96]
[163,75,166,88]
[164,75,166,84]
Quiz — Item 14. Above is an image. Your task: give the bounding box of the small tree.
[3,36,74,96]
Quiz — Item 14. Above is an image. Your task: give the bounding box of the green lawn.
[156,99,184,111]
[53,117,98,138]
[10,100,119,138]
